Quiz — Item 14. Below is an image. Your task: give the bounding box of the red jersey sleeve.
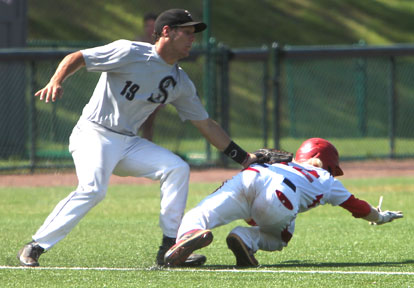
[339,195,371,218]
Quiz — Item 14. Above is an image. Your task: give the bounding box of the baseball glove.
[253,148,293,164]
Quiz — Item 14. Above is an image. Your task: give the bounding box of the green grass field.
[1,177,413,287]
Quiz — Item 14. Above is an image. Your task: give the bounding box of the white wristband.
[376,213,384,224]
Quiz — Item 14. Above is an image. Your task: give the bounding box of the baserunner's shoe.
[181,253,207,267]
[17,241,45,267]
[164,229,213,267]
[156,234,207,267]
[226,233,258,267]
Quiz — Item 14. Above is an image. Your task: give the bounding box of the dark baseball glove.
[253,148,293,164]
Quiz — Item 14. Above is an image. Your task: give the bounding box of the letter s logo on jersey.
[147,76,177,104]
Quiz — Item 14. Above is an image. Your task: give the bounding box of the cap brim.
[176,21,207,33]
[334,166,344,177]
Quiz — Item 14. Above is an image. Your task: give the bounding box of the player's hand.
[374,210,403,225]
[242,153,258,169]
[35,81,63,103]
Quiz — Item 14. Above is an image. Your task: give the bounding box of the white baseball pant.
[177,169,298,252]
[33,120,189,250]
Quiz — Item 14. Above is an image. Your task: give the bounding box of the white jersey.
[80,40,209,136]
[249,162,351,213]
[177,161,353,252]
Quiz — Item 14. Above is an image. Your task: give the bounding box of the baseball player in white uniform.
[17,9,257,267]
[164,138,403,267]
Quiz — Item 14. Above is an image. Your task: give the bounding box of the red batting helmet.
[294,138,344,177]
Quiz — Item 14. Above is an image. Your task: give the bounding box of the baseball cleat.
[17,241,45,267]
[226,233,258,267]
[164,229,213,267]
[180,253,207,267]
[156,234,207,267]
[156,235,176,265]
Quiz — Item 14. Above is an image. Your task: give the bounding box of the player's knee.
[75,186,107,205]
[159,156,190,186]
[177,160,190,174]
[168,158,190,176]
[93,189,107,204]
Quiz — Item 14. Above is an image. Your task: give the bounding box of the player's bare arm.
[191,118,257,168]
[35,51,86,103]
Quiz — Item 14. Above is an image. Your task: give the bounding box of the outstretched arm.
[361,206,384,222]
[191,118,257,168]
[340,195,403,225]
[35,51,86,103]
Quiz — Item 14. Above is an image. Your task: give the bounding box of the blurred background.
[1,0,414,173]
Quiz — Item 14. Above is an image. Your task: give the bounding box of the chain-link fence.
[276,45,414,160]
[1,42,413,173]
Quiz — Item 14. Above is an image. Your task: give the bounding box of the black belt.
[283,178,296,192]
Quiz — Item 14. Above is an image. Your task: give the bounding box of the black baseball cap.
[154,9,207,34]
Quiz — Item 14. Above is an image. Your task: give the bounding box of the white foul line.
[1,266,413,276]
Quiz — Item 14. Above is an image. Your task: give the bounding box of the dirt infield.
[0,159,413,187]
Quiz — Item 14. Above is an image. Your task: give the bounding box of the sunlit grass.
[1,177,413,287]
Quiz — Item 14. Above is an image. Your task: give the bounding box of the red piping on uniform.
[276,190,294,210]
[243,167,260,173]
